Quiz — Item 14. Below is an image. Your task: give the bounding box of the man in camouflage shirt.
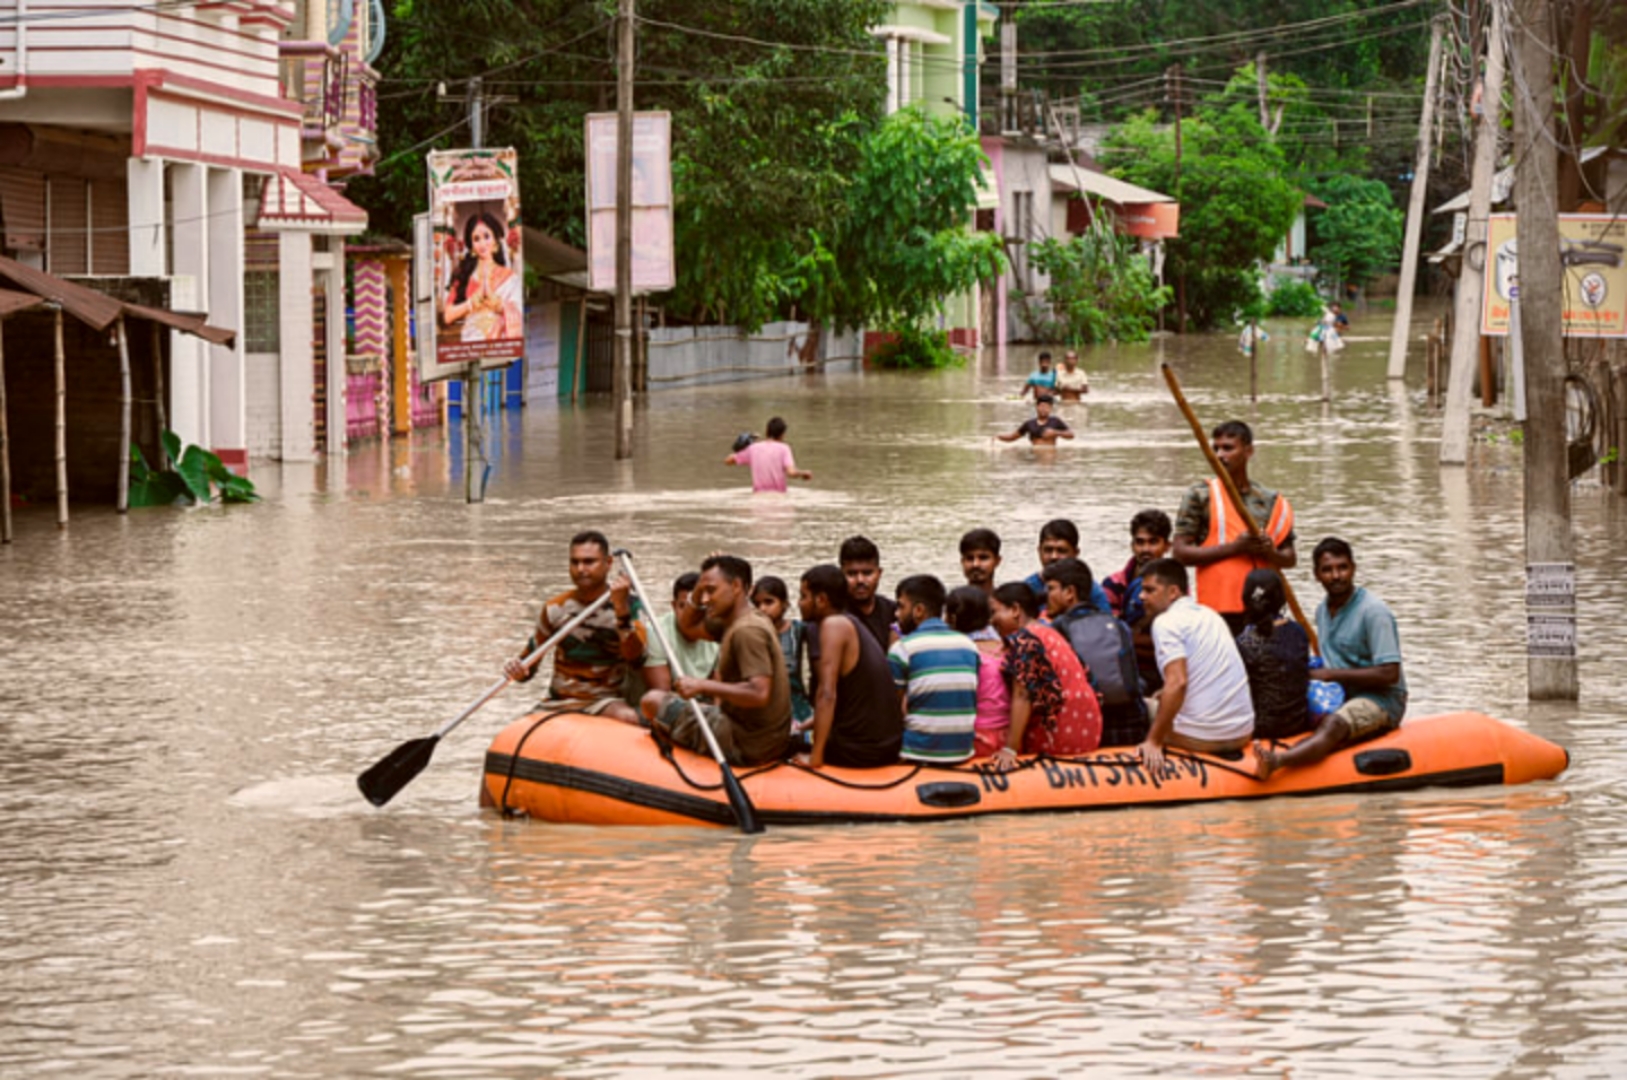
[504,530,644,722]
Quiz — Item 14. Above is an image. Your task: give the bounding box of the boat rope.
[497,711,565,817]
[653,737,1262,794]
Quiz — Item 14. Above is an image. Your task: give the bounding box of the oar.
[1160,362,1321,654]
[357,589,615,807]
[615,549,765,835]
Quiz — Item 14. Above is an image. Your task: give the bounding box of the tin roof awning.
[1049,164,1175,206]
[257,168,368,235]
[0,286,44,317]
[1434,145,1610,214]
[0,253,236,344]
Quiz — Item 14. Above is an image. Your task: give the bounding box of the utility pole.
[1440,0,1507,465]
[1167,64,1186,333]
[464,76,487,502]
[1386,17,1445,380]
[1256,51,1270,131]
[613,0,635,460]
[1511,0,1577,699]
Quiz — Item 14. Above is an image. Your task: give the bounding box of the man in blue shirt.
[1018,351,1057,399]
[1022,518,1112,615]
[1256,537,1407,780]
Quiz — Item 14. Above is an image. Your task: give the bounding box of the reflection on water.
[3,320,1626,1076]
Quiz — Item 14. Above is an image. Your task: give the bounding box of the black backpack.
[1052,608,1145,716]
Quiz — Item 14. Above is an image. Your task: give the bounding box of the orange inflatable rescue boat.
[481,711,1567,827]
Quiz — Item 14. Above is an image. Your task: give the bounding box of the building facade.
[0,0,381,464]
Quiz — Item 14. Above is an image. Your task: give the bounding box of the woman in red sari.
[988,582,1103,772]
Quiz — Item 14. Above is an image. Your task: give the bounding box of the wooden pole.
[117,316,131,513]
[0,315,10,544]
[1440,0,1507,463]
[572,295,587,403]
[613,0,635,459]
[1161,363,1319,654]
[1319,333,1331,403]
[1511,0,1577,700]
[54,306,66,529]
[1386,18,1445,380]
[150,319,168,465]
[1248,320,1258,403]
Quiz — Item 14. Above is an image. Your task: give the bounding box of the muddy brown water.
[3,317,1625,1077]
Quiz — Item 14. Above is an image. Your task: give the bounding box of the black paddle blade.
[357,735,440,807]
[718,765,765,834]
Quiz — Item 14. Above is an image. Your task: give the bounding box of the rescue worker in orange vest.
[1171,420,1297,636]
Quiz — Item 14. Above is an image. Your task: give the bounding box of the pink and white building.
[0,0,381,462]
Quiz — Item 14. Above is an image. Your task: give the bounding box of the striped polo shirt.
[888,617,979,763]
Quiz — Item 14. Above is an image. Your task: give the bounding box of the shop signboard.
[1481,213,1626,338]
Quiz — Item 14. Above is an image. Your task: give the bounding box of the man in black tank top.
[796,565,903,769]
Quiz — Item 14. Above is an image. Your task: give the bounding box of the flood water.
[4,317,1626,1077]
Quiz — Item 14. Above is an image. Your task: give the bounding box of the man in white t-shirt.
[1136,557,1255,772]
[1053,349,1090,401]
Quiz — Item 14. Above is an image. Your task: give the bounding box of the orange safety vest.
[1193,478,1293,614]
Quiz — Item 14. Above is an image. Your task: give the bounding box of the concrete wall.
[645,322,862,391]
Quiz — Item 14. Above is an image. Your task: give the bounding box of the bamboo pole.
[0,315,10,544]
[117,316,131,513]
[151,320,168,465]
[54,306,66,529]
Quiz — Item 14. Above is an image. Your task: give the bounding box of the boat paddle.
[356,589,615,807]
[1160,362,1321,654]
[615,549,765,835]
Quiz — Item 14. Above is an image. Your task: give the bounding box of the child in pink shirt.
[946,586,1010,758]
[725,417,813,494]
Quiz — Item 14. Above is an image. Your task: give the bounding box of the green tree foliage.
[351,0,891,329]
[1102,103,1301,330]
[1026,228,1171,344]
[796,107,1006,332]
[1264,278,1325,317]
[1308,173,1403,289]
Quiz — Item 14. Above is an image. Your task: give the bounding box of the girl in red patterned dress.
[987,582,1103,772]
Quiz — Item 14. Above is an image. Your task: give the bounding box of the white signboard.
[585,111,676,294]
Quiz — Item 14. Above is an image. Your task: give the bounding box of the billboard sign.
[1481,213,1627,338]
[585,111,676,294]
[427,148,525,371]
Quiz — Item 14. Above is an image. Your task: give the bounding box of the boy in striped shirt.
[888,575,980,763]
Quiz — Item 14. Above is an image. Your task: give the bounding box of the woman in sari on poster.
[443,210,522,342]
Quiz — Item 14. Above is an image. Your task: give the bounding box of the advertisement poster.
[1481,213,1627,338]
[427,148,525,370]
[585,112,676,294]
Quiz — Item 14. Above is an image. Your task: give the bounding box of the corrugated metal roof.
[0,287,43,316]
[0,254,235,344]
[1434,145,1611,214]
[1048,164,1175,205]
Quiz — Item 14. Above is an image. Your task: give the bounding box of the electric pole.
[613,0,635,460]
[1167,64,1186,333]
[465,76,487,502]
[1386,17,1445,380]
[1511,0,1578,699]
[1440,0,1507,465]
